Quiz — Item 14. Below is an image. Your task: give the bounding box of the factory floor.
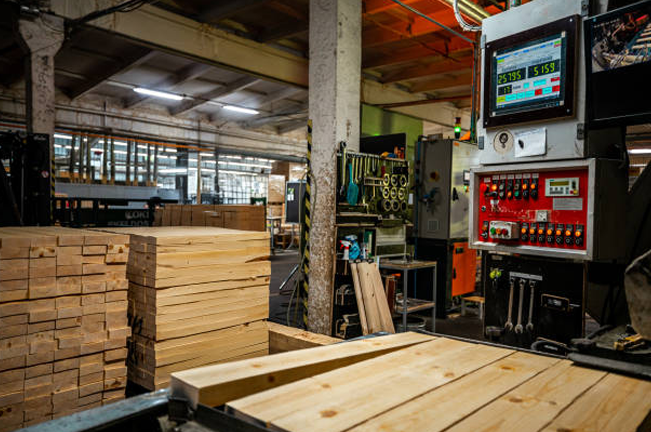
[268,250,486,341]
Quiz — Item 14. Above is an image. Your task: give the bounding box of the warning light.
[507,191,512,198]
[521,228,527,234]
[529,228,535,235]
[547,229,553,236]
[555,229,562,236]
[565,230,572,237]
[454,117,461,139]
[491,184,498,192]
[531,183,537,189]
[522,183,528,190]
[575,231,582,237]
[538,228,544,235]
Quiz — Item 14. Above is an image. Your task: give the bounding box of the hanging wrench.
[526,280,536,332]
[504,277,515,331]
[514,279,525,334]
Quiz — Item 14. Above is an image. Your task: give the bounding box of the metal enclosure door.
[418,140,478,240]
[451,242,477,297]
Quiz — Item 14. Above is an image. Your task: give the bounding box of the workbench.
[23,333,651,432]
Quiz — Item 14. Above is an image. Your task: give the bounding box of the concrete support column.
[307,0,361,334]
[15,13,63,152]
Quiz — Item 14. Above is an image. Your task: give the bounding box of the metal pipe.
[146,143,151,186]
[440,0,490,21]
[470,33,479,141]
[126,139,131,185]
[85,135,91,184]
[134,139,139,186]
[110,137,115,185]
[196,151,202,204]
[102,134,108,184]
[68,134,76,182]
[389,0,476,45]
[153,145,159,187]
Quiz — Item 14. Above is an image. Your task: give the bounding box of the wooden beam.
[198,0,270,22]
[268,322,340,354]
[377,94,471,108]
[363,9,458,48]
[363,44,472,69]
[363,0,421,15]
[409,71,473,93]
[382,57,474,83]
[63,48,154,100]
[257,21,308,43]
[170,76,260,116]
[169,332,435,409]
[123,63,212,108]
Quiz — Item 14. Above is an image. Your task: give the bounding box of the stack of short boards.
[97,227,270,390]
[350,262,395,334]
[154,205,265,232]
[0,227,129,431]
[170,332,651,432]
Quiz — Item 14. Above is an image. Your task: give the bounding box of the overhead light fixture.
[54,133,72,140]
[223,105,259,115]
[631,163,648,167]
[628,148,651,154]
[133,87,183,101]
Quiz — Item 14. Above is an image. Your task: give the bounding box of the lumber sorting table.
[20,332,651,432]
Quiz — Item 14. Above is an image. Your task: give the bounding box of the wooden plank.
[268,322,341,354]
[366,262,395,333]
[443,361,607,432]
[349,264,369,335]
[170,332,435,409]
[228,338,512,432]
[540,372,651,432]
[356,263,382,333]
[349,351,560,432]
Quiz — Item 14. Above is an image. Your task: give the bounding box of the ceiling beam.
[363,8,459,48]
[170,76,260,116]
[240,86,304,108]
[267,0,308,20]
[377,94,471,108]
[123,62,212,108]
[363,0,421,15]
[409,71,473,93]
[363,43,472,69]
[382,57,474,83]
[277,118,308,134]
[242,101,308,129]
[257,21,308,43]
[198,0,270,22]
[63,48,155,100]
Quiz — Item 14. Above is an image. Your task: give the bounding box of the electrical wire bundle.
[69,0,158,28]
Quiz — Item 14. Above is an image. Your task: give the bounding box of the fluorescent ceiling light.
[223,105,259,115]
[163,148,177,153]
[54,133,72,140]
[160,168,188,174]
[218,160,270,169]
[220,169,260,176]
[133,87,183,101]
[628,148,651,154]
[631,163,648,167]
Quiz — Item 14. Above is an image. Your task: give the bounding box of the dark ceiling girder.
[123,62,212,108]
[276,117,308,134]
[376,94,471,108]
[170,75,260,116]
[409,71,473,93]
[382,58,474,84]
[199,0,271,22]
[243,101,308,129]
[63,48,155,100]
[257,21,308,43]
[363,44,473,69]
[240,86,303,108]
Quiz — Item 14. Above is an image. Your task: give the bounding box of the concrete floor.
[268,250,486,340]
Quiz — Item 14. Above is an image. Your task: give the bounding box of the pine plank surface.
[268,322,341,354]
[171,332,434,409]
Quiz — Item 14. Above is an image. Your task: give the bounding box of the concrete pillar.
[307,0,361,334]
[15,13,63,152]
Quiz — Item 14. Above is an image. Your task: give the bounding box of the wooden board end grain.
[268,322,341,354]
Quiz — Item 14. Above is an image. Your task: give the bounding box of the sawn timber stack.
[0,227,129,431]
[96,227,271,390]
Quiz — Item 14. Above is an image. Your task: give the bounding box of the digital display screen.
[491,33,567,116]
[549,180,569,186]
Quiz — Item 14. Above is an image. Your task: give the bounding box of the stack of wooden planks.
[0,227,129,431]
[154,205,265,232]
[350,262,395,334]
[268,322,340,354]
[96,227,270,390]
[171,332,651,432]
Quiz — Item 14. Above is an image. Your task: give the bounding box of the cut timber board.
[268,322,341,354]
[349,264,368,335]
[170,332,434,409]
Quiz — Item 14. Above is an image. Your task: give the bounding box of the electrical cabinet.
[469,158,627,261]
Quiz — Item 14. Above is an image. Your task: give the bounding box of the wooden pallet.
[170,332,651,432]
[95,227,271,390]
[0,227,129,431]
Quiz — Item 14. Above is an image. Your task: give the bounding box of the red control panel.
[476,168,588,251]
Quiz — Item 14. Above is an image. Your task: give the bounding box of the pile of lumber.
[350,262,395,334]
[154,205,265,231]
[98,227,270,390]
[171,333,651,432]
[268,322,340,354]
[0,227,129,431]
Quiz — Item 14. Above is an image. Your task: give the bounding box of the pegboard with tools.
[336,143,412,219]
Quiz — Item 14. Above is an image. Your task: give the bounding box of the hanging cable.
[453,0,482,32]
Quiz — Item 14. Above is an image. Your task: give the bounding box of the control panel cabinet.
[469,159,627,261]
